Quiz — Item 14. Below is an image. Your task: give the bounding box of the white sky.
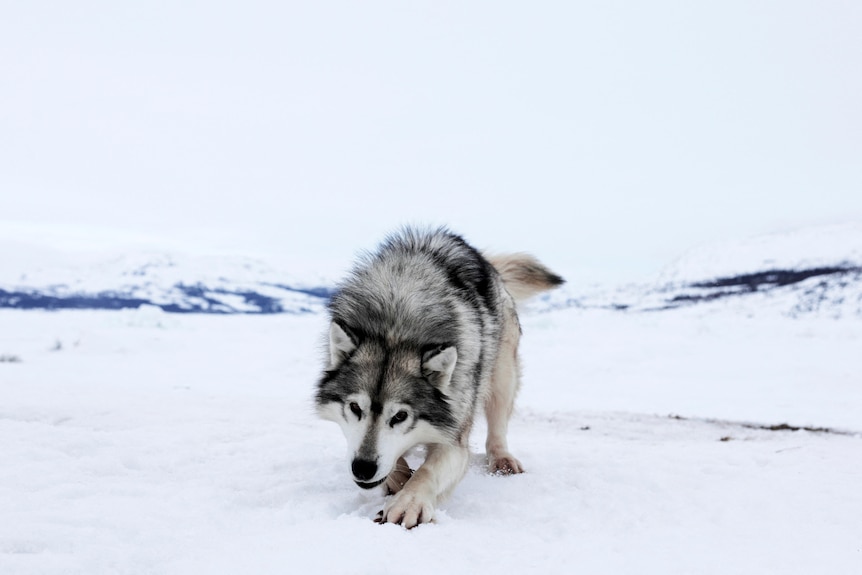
[2,1,860,282]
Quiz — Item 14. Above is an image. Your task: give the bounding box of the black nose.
[352,459,378,481]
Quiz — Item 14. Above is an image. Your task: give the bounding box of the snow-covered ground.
[2,303,860,574]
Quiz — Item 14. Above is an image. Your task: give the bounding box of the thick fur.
[315,227,563,528]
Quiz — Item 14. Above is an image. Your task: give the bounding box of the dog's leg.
[485,315,524,475]
[377,443,469,529]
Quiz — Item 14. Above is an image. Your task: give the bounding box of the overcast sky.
[2,1,860,282]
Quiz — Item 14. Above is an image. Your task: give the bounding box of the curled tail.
[486,253,565,303]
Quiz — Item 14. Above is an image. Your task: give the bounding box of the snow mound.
[658,223,862,285]
[647,224,862,318]
[532,224,862,319]
[0,247,334,315]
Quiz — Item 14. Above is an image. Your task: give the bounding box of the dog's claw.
[380,488,435,529]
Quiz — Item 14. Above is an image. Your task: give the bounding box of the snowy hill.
[536,224,862,318]
[2,224,862,318]
[0,250,335,315]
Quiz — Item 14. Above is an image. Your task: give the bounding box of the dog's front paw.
[488,452,524,475]
[375,488,435,529]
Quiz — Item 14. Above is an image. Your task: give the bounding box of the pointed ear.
[421,346,458,392]
[329,322,357,368]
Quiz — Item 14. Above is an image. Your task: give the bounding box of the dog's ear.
[329,322,357,368]
[421,345,457,392]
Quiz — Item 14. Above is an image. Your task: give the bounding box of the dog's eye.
[349,402,362,418]
[390,410,409,426]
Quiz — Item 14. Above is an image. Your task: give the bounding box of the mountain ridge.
[2,225,861,318]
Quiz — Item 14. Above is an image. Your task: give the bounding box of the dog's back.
[330,228,563,344]
[329,228,500,347]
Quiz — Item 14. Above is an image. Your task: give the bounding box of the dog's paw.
[384,457,413,495]
[488,453,524,475]
[375,488,435,529]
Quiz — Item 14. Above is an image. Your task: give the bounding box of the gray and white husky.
[315,228,563,528]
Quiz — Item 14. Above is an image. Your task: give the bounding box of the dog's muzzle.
[352,458,385,489]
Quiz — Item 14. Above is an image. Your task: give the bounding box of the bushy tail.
[486,253,565,303]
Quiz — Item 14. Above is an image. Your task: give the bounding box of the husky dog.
[315,228,563,528]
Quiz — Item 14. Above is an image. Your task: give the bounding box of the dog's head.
[316,321,457,489]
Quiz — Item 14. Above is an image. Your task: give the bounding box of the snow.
[528,224,862,318]
[658,223,862,285]
[0,242,335,315]
[4,223,862,320]
[2,305,860,574]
